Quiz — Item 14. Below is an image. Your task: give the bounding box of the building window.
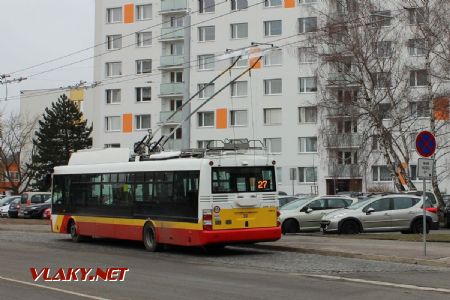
[264,20,282,36]
[231,23,248,39]
[298,0,317,4]
[336,151,358,165]
[231,0,248,10]
[105,116,121,132]
[170,71,183,83]
[169,42,184,55]
[105,62,122,77]
[136,4,152,20]
[136,87,151,102]
[230,110,248,126]
[408,7,425,25]
[299,77,317,93]
[336,119,357,133]
[298,167,317,183]
[198,111,215,127]
[136,32,152,47]
[231,57,248,68]
[298,106,317,123]
[410,101,430,117]
[264,0,282,7]
[105,89,121,104]
[198,54,215,70]
[377,103,391,119]
[199,0,215,13]
[408,39,426,56]
[198,83,215,99]
[263,48,282,66]
[135,114,151,130]
[170,16,184,28]
[298,47,317,63]
[170,99,182,111]
[198,26,215,41]
[276,167,282,183]
[375,41,392,58]
[264,138,282,153]
[374,72,391,88]
[106,7,122,23]
[370,10,392,27]
[136,59,152,74]
[263,108,282,125]
[410,70,428,87]
[299,137,317,152]
[264,79,282,95]
[298,17,317,33]
[105,143,120,148]
[231,81,248,97]
[106,35,122,50]
[372,166,391,182]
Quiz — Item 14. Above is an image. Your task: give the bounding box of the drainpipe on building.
[181,14,191,150]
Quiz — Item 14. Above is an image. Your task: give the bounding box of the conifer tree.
[29,94,92,190]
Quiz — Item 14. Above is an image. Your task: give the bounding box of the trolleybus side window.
[154,172,173,204]
[52,175,66,205]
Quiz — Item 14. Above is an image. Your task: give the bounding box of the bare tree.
[0,114,37,194]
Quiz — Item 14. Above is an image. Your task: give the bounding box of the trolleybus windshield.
[211,166,275,193]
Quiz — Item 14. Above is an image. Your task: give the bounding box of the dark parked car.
[20,199,51,219]
[8,198,21,218]
[444,200,450,228]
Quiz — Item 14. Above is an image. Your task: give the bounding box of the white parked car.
[279,195,357,234]
[0,196,21,217]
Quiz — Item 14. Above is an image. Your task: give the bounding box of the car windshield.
[44,199,51,204]
[346,199,373,210]
[280,199,309,210]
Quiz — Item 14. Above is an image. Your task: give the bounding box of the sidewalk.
[253,234,450,267]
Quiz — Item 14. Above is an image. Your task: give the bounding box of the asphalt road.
[0,229,450,300]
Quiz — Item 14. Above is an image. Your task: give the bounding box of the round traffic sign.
[415,131,436,158]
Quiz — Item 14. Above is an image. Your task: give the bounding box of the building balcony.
[326,106,360,118]
[327,73,359,87]
[324,134,361,148]
[160,27,185,41]
[159,55,184,69]
[160,0,187,14]
[328,164,362,178]
[160,110,182,124]
[164,139,182,151]
[160,82,184,96]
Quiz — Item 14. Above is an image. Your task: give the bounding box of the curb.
[244,243,450,269]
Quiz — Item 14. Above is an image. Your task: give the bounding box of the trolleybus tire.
[69,219,87,243]
[143,223,161,252]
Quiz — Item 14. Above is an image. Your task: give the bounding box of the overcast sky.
[0,0,95,116]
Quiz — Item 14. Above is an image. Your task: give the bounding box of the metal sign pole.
[422,178,427,256]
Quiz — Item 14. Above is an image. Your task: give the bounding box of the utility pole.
[0,74,27,101]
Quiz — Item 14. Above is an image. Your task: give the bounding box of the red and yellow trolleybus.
[51,143,281,251]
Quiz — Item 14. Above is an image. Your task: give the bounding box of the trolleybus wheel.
[143,223,161,252]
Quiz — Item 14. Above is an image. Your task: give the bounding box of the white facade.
[91,0,450,195]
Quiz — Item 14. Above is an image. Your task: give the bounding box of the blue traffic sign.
[415,131,436,158]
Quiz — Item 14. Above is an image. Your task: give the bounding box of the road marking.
[297,273,450,294]
[0,275,112,300]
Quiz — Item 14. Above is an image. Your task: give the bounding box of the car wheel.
[143,223,161,252]
[282,219,299,234]
[411,219,430,234]
[401,230,412,234]
[340,220,359,234]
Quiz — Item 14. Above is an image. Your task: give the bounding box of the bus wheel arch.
[143,221,161,252]
[68,218,83,242]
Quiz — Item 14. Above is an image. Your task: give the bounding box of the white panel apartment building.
[92,0,450,195]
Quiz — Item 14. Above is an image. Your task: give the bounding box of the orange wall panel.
[124,4,134,24]
[123,113,133,133]
[434,97,449,121]
[216,108,227,129]
[284,0,295,8]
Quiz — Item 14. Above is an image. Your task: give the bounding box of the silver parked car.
[279,195,357,234]
[320,194,439,234]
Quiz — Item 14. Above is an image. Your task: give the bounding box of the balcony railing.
[324,134,361,148]
[327,106,360,117]
[160,55,184,68]
[328,164,362,178]
[160,27,184,40]
[164,139,182,150]
[160,82,184,96]
[160,110,182,123]
[160,0,187,13]
[327,73,359,86]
